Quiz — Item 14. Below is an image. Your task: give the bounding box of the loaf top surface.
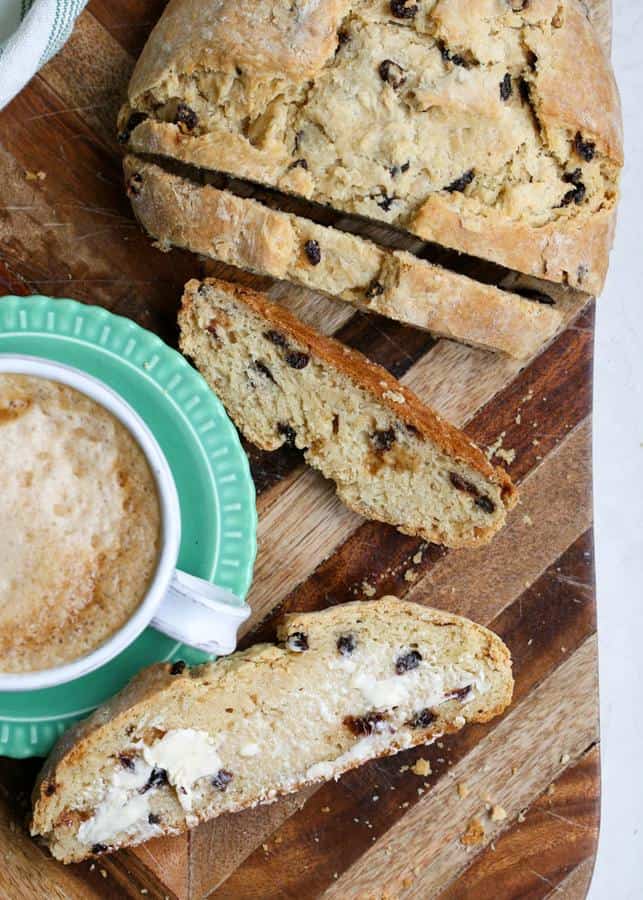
[128,0,621,159]
[122,0,622,294]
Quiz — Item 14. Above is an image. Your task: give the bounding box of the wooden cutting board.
[0,2,611,897]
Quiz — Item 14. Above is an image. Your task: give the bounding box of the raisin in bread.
[119,0,622,294]
[179,278,516,547]
[31,596,513,863]
[125,156,562,359]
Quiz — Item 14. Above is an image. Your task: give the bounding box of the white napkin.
[0,0,88,110]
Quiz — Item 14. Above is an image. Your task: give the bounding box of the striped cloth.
[0,0,88,109]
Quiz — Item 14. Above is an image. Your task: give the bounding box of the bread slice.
[119,0,622,295]
[179,278,516,547]
[31,596,513,863]
[124,156,561,359]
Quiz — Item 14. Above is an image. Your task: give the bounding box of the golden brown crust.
[529,0,623,164]
[124,156,562,358]
[410,192,616,296]
[128,0,348,103]
[122,0,622,295]
[182,276,516,508]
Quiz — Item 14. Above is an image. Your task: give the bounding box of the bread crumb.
[490,804,507,822]
[404,568,418,583]
[382,390,405,404]
[25,170,46,182]
[495,447,516,464]
[486,432,506,460]
[100,869,108,879]
[141,891,149,896]
[547,784,556,796]
[560,753,571,765]
[457,781,470,799]
[511,766,518,776]
[522,514,533,526]
[461,817,485,847]
[517,809,527,823]
[515,413,522,424]
[411,758,431,777]
[412,550,423,565]
[399,765,409,773]
[275,835,283,844]
[401,801,410,808]
[361,581,376,597]
[262,843,269,853]
[322,806,331,813]
[372,795,380,802]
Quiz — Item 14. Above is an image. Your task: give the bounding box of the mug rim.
[0,354,181,692]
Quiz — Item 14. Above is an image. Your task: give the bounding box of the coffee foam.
[0,375,161,672]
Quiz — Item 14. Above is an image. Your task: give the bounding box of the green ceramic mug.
[0,354,251,693]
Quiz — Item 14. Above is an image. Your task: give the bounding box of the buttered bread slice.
[31,597,513,863]
[179,278,516,547]
[124,156,562,359]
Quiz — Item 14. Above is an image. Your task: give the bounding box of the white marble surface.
[589,3,643,897]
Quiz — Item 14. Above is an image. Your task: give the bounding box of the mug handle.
[151,569,251,656]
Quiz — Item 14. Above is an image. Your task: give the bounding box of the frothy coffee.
[0,375,161,673]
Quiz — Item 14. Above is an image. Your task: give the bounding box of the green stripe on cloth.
[0,0,89,110]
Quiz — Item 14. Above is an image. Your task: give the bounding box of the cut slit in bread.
[178,278,516,548]
[30,597,514,863]
[123,155,562,359]
[119,0,622,295]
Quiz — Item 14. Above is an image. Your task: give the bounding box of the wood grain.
[0,0,612,897]
[437,746,600,900]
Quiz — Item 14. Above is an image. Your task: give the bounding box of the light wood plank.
[128,833,189,900]
[37,11,134,149]
[437,746,600,900]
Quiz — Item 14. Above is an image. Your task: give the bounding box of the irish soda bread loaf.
[179,278,516,547]
[31,596,513,863]
[125,156,562,358]
[119,0,622,294]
